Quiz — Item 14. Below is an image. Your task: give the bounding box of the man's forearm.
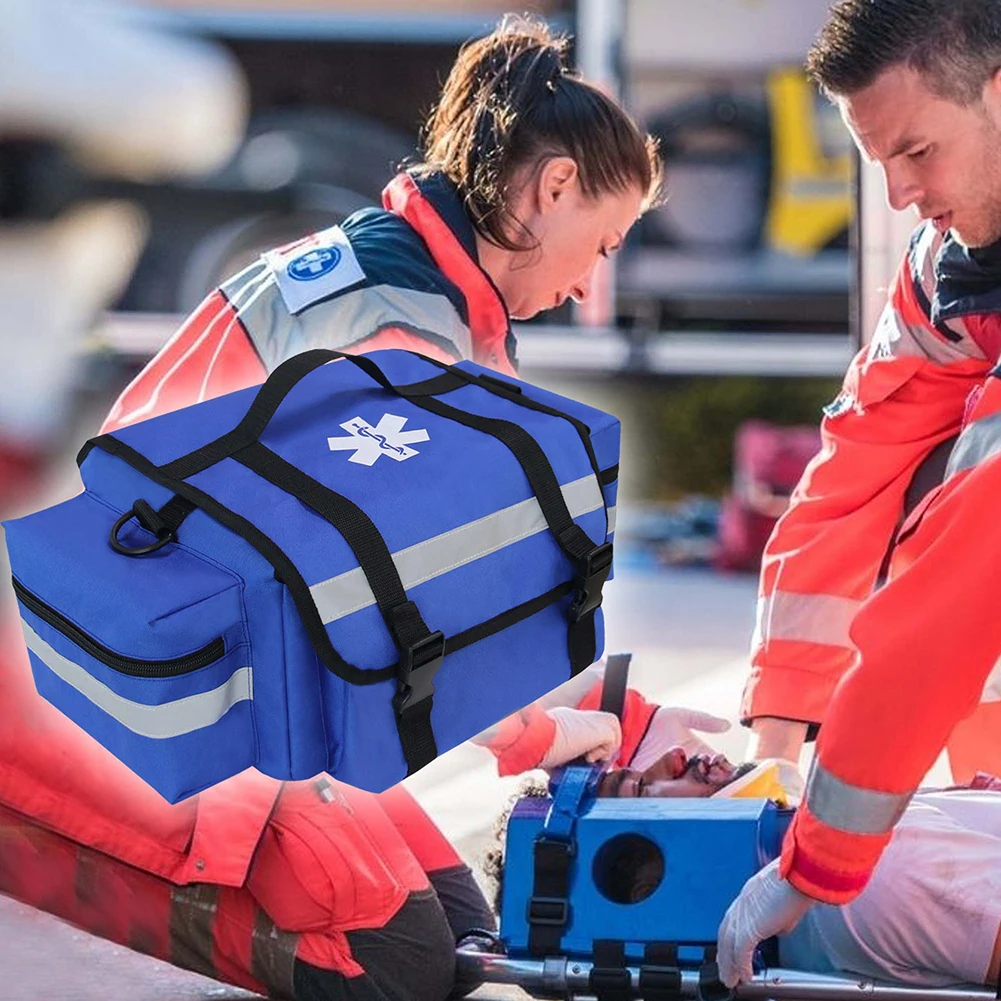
[746,717,809,763]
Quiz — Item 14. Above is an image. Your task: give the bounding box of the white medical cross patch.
[327,414,430,466]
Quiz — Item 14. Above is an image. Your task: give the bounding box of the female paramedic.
[0,13,660,1000]
[99,14,660,430]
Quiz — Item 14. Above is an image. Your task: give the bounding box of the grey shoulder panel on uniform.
[223,267,472,372]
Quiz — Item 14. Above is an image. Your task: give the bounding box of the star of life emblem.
[327,413,430,466]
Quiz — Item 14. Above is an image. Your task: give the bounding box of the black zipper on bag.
[11,576,225,678]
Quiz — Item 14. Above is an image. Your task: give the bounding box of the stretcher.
[458,756,999,1000]
[455,953,999,1001]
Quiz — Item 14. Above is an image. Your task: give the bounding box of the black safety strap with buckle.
[526,837,575,957]
[699,945,731,1001]
[589,940,632,1001]
[526,764,597,957]
[641,942,684,1001]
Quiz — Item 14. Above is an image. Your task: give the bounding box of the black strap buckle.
[392,630,445,714]
[569,541,614,623]
[526,895,569,927]
[109,499,177,557]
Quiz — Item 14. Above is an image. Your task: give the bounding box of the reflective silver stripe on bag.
[754,590,862,650]
[20,622,252,739]
[310,472,614,624]
[806,759,912,835]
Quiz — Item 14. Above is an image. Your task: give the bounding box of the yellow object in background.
[765,67,853,256]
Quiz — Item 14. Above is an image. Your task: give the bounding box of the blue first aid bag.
[3,350,618,802]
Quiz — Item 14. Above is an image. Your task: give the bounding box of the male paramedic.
[744,0,1001,789]
[720,0,1001,984]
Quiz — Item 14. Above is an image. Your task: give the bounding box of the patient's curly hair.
[481,777,548,914]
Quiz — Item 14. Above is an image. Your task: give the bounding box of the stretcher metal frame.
[456,953,998,1001]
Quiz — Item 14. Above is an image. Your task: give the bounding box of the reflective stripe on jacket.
[743,222,996,728]
[781,372,1001,903]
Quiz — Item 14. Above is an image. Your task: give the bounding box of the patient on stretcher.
[595,747,1001,988]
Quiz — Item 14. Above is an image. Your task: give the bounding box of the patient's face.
[597,746,737,798]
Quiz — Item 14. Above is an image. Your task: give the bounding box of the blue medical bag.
[3,349,618,802]
[500,764,792,970]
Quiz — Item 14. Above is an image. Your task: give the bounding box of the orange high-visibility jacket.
[781,369,1001,902]
[742,222,999,740]
[0,169,517,923]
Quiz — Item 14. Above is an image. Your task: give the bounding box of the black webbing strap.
[589,940,632,1001]
[155,347,612,677]
[446,580,575,654]
[640,943,683,1001]
[599,463,619,486]
[600,652,632,722]
[132,495,196,538]
[158,350,472,481]
[699,945,731,1001]
[231,440,443,774]
[526,837,574,957]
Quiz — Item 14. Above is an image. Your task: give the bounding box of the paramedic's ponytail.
[418,14,661,251]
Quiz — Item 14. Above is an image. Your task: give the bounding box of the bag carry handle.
[160,348,471,481]
[161,349,612,668]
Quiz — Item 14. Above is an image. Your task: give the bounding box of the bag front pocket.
[5,489,259,803]
[14,576,257,803]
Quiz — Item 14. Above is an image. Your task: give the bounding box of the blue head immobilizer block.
[500,764,793,964]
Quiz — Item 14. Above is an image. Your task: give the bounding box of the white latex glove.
[629,706,731,771]
[717,859,815,987]
[539,706,622,769]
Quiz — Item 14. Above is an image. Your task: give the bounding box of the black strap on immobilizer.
[641,942,684,1001]
[526,763,594,958]
[699,944,731,1001]
[526,836,575,957]
[589,940,632,1001]
[600,652,632,722]
[587,939,687,1001]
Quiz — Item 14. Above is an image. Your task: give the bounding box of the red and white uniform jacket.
[103,169,517,433]
[783,370,1001,902]
[743,223,1000,752]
